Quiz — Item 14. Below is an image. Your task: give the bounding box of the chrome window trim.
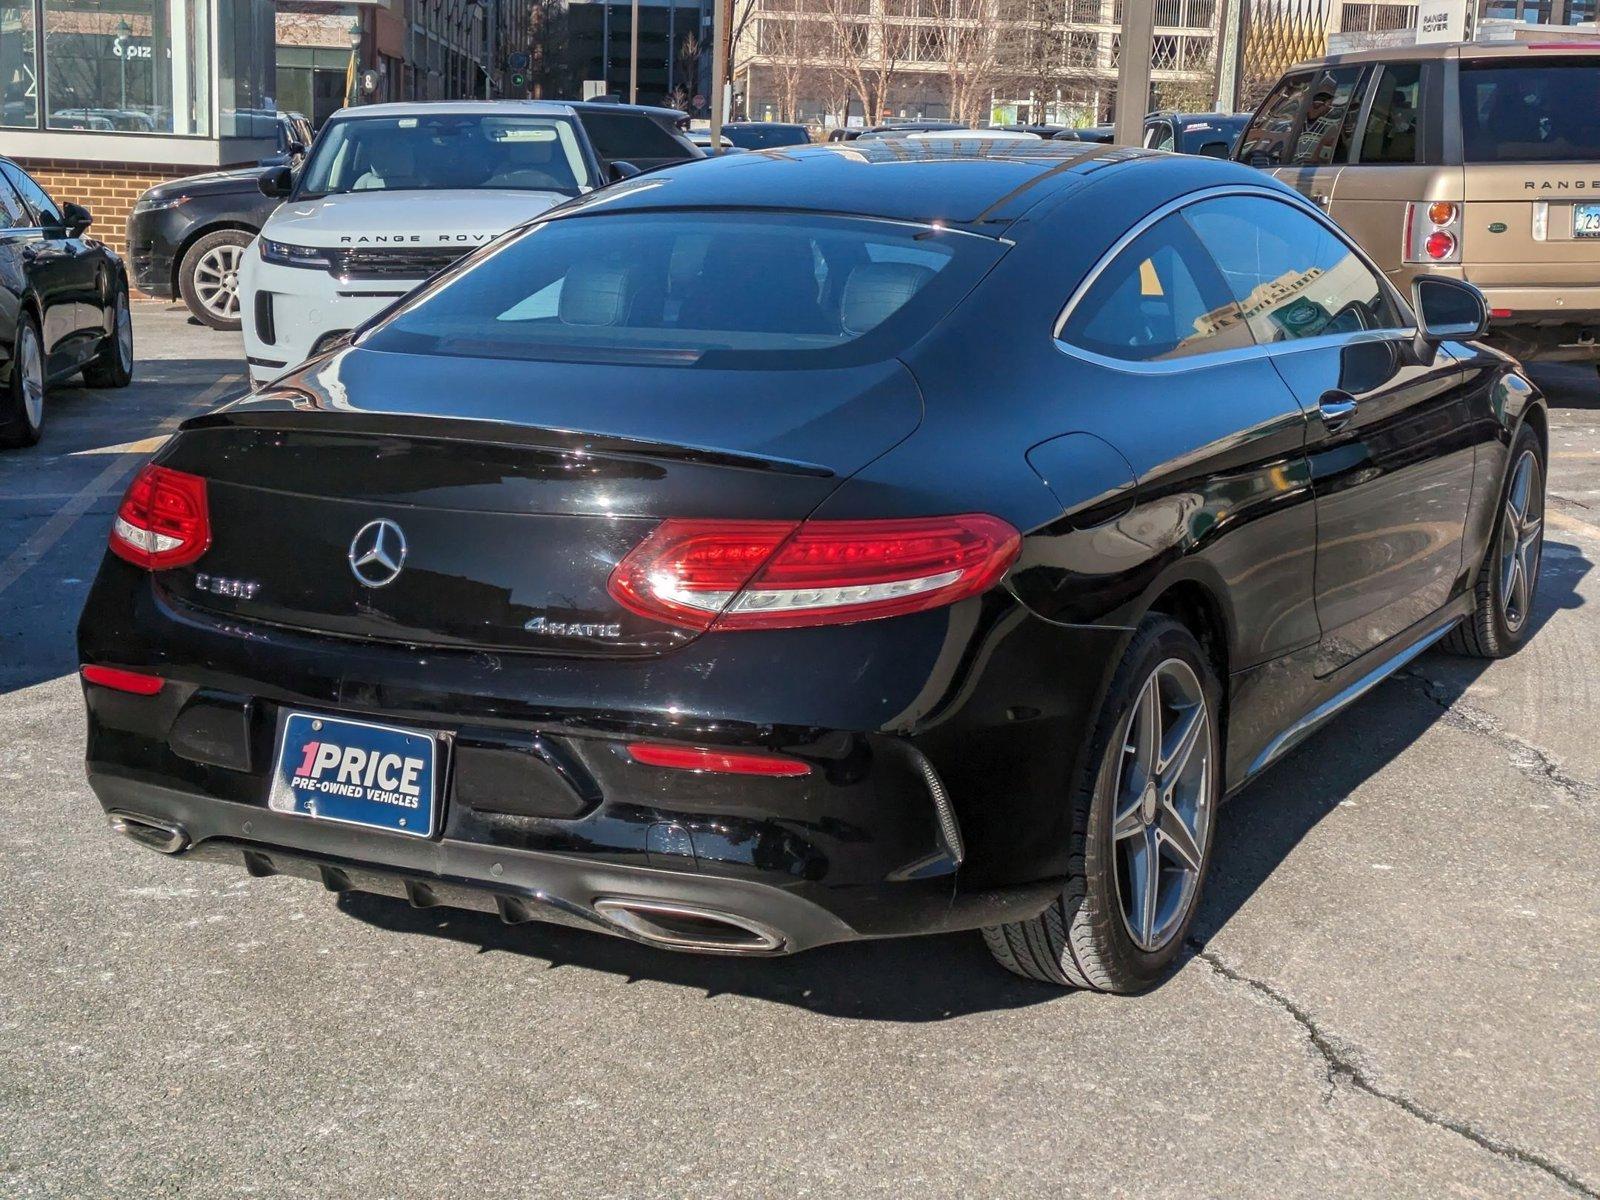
[1052,183,1418,375]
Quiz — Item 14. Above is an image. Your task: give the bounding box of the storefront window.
[42,0,213,134]
[216,0,274,137]
[1,0,39,127]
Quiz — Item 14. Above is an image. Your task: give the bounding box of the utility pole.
[1213,0,1245,115]
[630,0,639,103]
[1113,0,1154,146]
[710,0,731,152]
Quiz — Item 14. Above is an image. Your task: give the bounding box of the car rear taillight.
[608,514,1020,631]
[109,463,211,570]
[627,742,811,777]
[81,664,165,695]
[1405,200,1462,265]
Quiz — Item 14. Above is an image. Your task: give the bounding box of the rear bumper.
[79,560,1112,954]
[1478,284,1600,360]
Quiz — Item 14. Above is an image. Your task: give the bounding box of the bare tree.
[757,1,831,122]
[819,0,910,124]
[932,0,1002,126]
[994,0,1100,124]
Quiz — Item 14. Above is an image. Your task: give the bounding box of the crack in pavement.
[1188,944,1598,1199]
[1399,671,1597,807]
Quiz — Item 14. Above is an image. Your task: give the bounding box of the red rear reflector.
[627,742,811,777]
[1490,307,1514,319]
[81,665,165,695]
[609,514,1020,631]
[109,464,211,570]
[1424,230,1457,261]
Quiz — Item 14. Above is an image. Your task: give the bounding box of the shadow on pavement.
[339,542,1590,1019]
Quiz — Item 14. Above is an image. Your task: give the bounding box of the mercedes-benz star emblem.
[348,519,408,588]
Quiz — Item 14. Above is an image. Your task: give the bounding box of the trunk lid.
[155,347,922,657]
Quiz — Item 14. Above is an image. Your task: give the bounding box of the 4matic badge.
[524,615,622,638]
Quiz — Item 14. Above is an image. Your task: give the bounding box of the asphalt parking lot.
[2,304,1598,1198]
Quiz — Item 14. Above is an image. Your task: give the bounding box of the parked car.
[81,140,1546,992]
[723,121,811,149]
[1237,41,1600,363]
[1053,124,1114,143]
[241,101,606,387]
[908,128,1039,141]
[1142,111,1251,157]
[0,158,132,447]
[686,130,743,153]
[852,121,966,141]
[126,112,314,330]
[991,122,1066,137]
[563,99,703,172]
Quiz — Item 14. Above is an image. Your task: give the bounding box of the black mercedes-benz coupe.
[2,157,134,448]
[78,141,1547,991]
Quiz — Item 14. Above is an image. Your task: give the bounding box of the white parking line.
[0,374,242,599]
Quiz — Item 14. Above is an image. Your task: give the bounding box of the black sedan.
[1,157,132,447]
[78,142,1546,991]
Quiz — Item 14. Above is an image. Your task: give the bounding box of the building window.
[2,0,39,127]
[41,0,215,134]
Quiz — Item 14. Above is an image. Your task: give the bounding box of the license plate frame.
[1574,202,1600,238]
[268,710,441,839]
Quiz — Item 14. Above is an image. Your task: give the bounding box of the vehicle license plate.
[268,711,439,837]
[1575,203,1600,237]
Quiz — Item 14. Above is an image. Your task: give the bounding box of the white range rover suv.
[240,101,608,387]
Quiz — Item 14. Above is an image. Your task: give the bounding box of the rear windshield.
[1460,59,1600,163]
[361,211,1005,369]
[725,125,811,149]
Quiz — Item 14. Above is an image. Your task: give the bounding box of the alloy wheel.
[1498,448,1543,634]
[193,244,243,320]
[18,323,43,430]
[1109,657,1212,952]
[115,291,133,372]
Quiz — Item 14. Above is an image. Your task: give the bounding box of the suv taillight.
[109,463,211,570]
[1405,200,1462,264]
[608,514,1020,631]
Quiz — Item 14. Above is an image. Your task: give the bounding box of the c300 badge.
[194,572,261,600]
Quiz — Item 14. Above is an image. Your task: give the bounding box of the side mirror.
[60,202,92,237]
[258,165,294,198]
[1412,275,1489,347]
[257,152,290,167]
[609,160,641,181]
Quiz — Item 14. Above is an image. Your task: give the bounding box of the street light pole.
[1112,0,1154,146]
[709,0,725,152]
[629,0,639,104]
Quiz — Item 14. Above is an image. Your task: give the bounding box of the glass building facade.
[2,0,273,137]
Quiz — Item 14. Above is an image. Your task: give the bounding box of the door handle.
[1318,390,1358,432]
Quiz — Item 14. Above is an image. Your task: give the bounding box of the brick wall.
[11,159,200,294]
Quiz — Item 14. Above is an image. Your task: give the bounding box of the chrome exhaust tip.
[107,810,189,855]
[593,898,786,954]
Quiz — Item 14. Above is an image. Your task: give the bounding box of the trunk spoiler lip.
[176,406,837,480]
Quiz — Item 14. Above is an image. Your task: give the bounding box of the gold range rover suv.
[1237,40,1600,363]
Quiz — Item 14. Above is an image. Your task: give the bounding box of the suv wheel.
[984,614,1220,992]
[178,230,251,330]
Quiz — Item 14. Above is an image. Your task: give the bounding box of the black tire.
[1444,422,1545,659]
[984,614,1222,993]
[81,278,133,389]
[0,312,45,448]
[177,229,250,330]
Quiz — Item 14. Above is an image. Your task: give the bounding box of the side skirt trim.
[1241,614,1463,783]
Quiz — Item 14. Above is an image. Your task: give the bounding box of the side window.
[579,112,688,161]
[0,162,62,227]
[0,172,26,229]
[1144,121,1175,151]
[1184,195,1404,344]
[1059,214,1253,364]
[1289,66,1367,167]
[1359,63,1422,164]
[1238,73,1312,167]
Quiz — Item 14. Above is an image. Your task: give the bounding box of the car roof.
[325,100,581,120]
[549,140,1274,235]
[1288,38,1600,72]
[560,99,689,121]
[731,121,806,129]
